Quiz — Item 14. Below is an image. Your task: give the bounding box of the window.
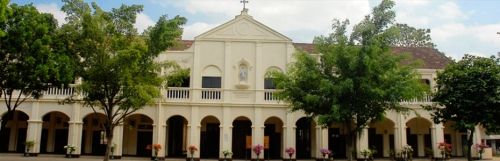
[264,78,276,89]
[202,76,221,88]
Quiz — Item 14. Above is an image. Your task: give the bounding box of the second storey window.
[264,78,276,89]
[202,76,221,88]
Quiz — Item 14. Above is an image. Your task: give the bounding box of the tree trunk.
[103,125,114,161]
[346,121,355,161]
[466,128,474,161]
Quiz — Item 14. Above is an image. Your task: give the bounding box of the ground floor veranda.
[0,101,485,160]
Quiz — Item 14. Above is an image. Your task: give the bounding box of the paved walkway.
[0,154,498,161]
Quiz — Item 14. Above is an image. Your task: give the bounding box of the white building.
[0,9,485,160]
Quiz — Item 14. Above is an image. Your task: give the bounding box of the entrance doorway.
[232,117,252,159]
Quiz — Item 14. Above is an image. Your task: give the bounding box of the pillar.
[431,123,444,158]
[220,106,232,159]
[394,114,407,152]
[111,124,123,158]
[356,128,369,159]
[67,121,83,157]
[189,106,200,159]
[314,126,328,159]
[252,107,264,160]
[26,120,42,155]
[154,101,166,159]
[283,112,295,160]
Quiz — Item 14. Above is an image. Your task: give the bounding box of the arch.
[200,115,221,159]
[200,115,220,124]
[40,111,70,154]
[406,117,433,157]
[368,117,396,158]
[166,115,188,157]
[0,110,29,153]
[202,65,222,77]
[232,116,252,159]
[295,117,316,159]
[264,116,284,159]
[81,113,107,155]
[123,114,154,157]
[265,66,283,76]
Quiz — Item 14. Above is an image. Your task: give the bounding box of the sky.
[11,0,500,60]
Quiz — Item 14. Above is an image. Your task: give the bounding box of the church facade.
[0,10,485,160]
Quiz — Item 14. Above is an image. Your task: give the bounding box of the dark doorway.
[368,128,383,158]
[329,128,346,158]
[232,119,251,159]
[201,123,220,158]
[264,124,281,159]
[15,128,27,153]
[406,128,418,157]
[168,116,187,157]
[137,131,153,157]
[40,129,48,153]
[296,118,312,159]
[91,131,106,155]
[54,129,69,154]
[0,111,29,153]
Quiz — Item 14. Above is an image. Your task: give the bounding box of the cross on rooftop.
[241,0,249,10]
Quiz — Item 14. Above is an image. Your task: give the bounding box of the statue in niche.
[239,65,248,82]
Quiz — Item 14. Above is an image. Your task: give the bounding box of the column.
[255,42,263,103]
[111,124,123,158]
[223,41,232,102]
[220,106,232,159]
[315,127,328,159]
[283,112,295,160]
[394,114,407,152]
[154,102,166,159]
[383,133,390,157]
[356,128,369,159]
[26,120,42,155]
[26,101,41,155]
[67,121,83,157]
[431,123,444,158]
[252,107,264,159]
[189,106,200,159]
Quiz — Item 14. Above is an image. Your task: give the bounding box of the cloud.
[135,13,156,34]
[154,0,371,43]
[437,1,468,21]
[182,22,218,40]
[35,3,67,26]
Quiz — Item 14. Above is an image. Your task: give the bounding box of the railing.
[201,88,222,100]
[165,87,190,100]
[264,89,278,101]
[43,86,75,96]
[401,95,433,104]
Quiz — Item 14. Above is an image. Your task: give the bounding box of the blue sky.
[11,0,500,60]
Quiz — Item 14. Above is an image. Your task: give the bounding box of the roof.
[293,43,451,69]
[168,40,451,69]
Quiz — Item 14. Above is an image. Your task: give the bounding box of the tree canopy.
[389,23,436,48]
[425,55,500,161]
[271,0,428,160]
[60,0,187,160]
[0,3,74,115]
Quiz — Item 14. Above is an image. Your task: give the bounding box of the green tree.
[0,4,74,131]
[389,23,436,48]
[0,0,10,37]
[425,55,500,161]
[60,1,187,160]
[271,1,427,160]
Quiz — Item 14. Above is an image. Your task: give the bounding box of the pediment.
[195,14,291,42]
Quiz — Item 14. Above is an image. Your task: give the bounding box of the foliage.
[64,145,77,153]
[0,3,74,121]
[425,55,500,161]
[270,1,427,160]
[60,0,187,161]
[320,148,332,158]
[222,149,233,157]
[285,147,295,158]
[0,0,10,37]
[388,23,436,48]
[438,142,452,159]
